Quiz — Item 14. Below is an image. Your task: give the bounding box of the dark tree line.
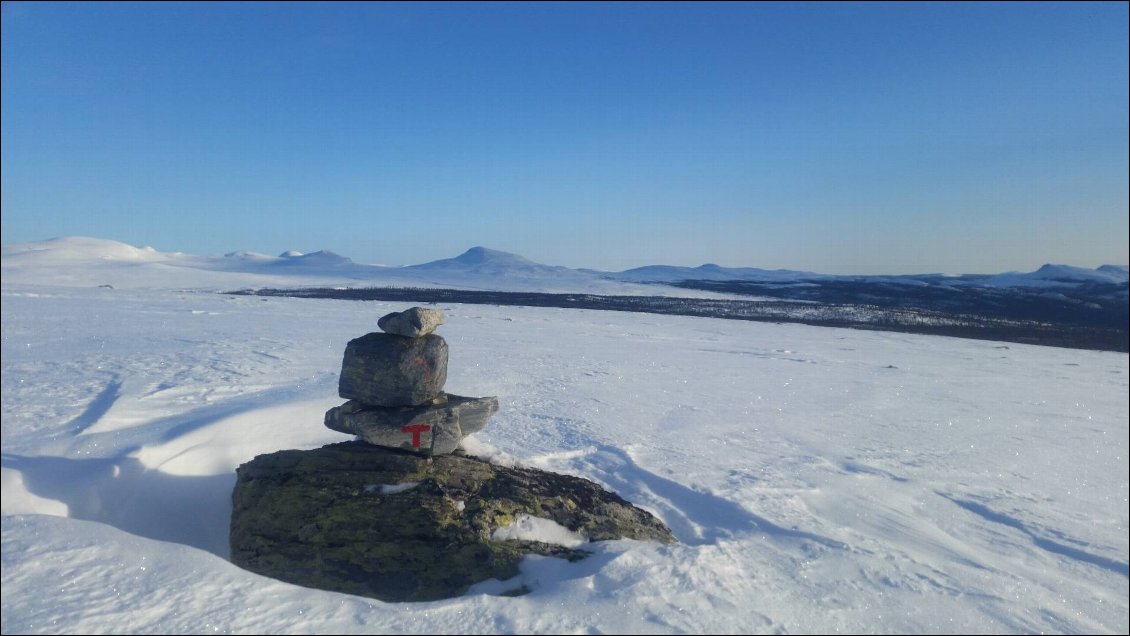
[228,284,1127,353]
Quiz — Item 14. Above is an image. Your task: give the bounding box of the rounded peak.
[274,250,353,266]
[2,236,164,262]
[1031,263,1121,280]
[224,250,273,260]
[304,250,347,259]
[454,246,532,265]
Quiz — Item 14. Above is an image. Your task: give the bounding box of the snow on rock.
[491,514,588,548]
[364,482,420,495]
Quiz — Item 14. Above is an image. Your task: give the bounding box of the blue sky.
[2,2,1127,274]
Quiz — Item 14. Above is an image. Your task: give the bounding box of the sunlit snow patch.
[491,514,588,547]
[363,482,419,495]
[459,435,521,467]
[0,467,69,517]
[132,397,341,476]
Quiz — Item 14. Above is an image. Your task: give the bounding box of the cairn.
[324,307,499,456]
[232,306,675,602]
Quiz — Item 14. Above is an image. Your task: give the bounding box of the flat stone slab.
[325,394,498,456]
[378,307,445,338]
[230,441,675,602]
[338,333,447,406]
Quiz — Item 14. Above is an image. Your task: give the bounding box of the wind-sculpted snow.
[3,279,1126,634]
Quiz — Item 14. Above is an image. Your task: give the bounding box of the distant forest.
[229,281,1128,353]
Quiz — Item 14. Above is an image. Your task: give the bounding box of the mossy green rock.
[230,441,675,602]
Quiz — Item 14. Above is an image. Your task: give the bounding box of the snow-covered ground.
[2,240,1127,634]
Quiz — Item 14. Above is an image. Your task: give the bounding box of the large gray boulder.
[338,333,448,406]
[378,307,445,338]
[325,394,499,456]
[230,442,675,602]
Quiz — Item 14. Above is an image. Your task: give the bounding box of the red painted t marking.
[400,424,432,449]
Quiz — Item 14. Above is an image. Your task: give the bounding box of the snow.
[366,482,421,495]
[491,514,588,548]
[2,238,1128,634]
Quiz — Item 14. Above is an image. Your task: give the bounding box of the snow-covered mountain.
[272,250,354,267]
[1,236,172,263]
[614,261,1129,288]
[216,249,356,273]
[0,238,640,295]
[406,246,575,277]
[2,236,1126,293]
[413,246,540,270]
[984,263,1130,287]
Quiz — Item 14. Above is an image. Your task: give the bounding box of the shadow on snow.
[2,452,234,558]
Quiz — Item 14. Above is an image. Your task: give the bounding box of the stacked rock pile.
[232,306,675,602]
[324,307,498,456]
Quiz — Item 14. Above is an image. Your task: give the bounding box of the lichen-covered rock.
[230,442,675,602]
[378,307,445,338]
[325,394,499,456]
[338,333,448,406]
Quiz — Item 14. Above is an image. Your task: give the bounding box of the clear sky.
[2,2,1127,274]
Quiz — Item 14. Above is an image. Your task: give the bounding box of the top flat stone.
[378,307,445,338]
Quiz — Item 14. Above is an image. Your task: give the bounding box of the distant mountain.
[273,250,353,267]
[1,236,168,263]
[220,249,352,267]
[406,246,575,277]
[984,264,1129,288]
[224,250,275,262]
[613,261,1129,288]
[0,237,624,293]
[1,237,375,290]
[3,236,1126,295]
[1097,264,1129,276]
